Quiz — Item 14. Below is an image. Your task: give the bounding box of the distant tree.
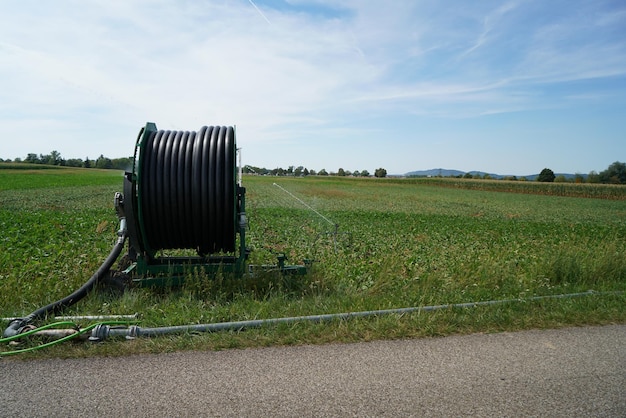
[318,169,328,176]
[537,168,555,182]
[25,153,40,164]
[84,158,92,169]
[308,169,316,176]
[587,171,600,183]
[50,150,62,165]
[294,166,304,177]
[111,157,132,171]
[574,173,584,184]
[353,170,360,177]
[337,168,346,176]
[463,172,473,179]
[66,158,84,168]
[243,165,263,175]
[270,167,286,176]
[39,153,54,165]
[374,168,387,178]
[361,169,370,177]
[554,175,567,183]
[95,154,113,169]
[303,168,310,176]
[599,161,626,184]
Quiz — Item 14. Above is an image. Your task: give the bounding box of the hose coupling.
[89,324,110,342]
[2,315,34,338]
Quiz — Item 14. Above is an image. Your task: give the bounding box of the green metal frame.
[125,193,248,287]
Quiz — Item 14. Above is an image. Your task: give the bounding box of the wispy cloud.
[458,1,519,59]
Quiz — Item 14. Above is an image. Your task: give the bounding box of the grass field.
[1,166,625,358]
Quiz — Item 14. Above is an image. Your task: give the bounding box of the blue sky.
[1,0,624,175]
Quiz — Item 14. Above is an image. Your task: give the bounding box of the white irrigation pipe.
[1,315,138,322]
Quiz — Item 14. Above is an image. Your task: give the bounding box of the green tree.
[318,168,328,176]
[599,161,626,184]
[95,154,113,169]
[25,153,40,164]
[361,169,370,177]
[66,158,84,167]
[337,168,346,176]
[111,157,132,171]
[50,150,62,165]
[374,168,387,178]
[537,168,555,182]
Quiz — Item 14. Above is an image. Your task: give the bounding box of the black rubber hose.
[208,126,219,252]
[154,131,169,249]
[201,126,213,253]
[181,131,194,249]
[215,127,225,251]
[136,126,236,255]
[161,130,174,248]
[3,228,127,338]
[224,127,235,250]
[169,131,183,248]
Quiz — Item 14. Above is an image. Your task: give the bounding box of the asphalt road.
[1,325,624,417]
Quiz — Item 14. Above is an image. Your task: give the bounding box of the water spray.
[272,182,342,253]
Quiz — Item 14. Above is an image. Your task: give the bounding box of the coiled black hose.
[138,126,236,255]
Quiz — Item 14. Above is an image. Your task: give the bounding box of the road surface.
[1,325,624,417]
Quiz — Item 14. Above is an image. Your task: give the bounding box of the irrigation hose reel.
[1,122,308,340]
[121,122,308,286]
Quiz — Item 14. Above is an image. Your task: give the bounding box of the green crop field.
[1,165,625,358]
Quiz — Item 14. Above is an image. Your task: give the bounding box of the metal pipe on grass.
[89,290,620,341]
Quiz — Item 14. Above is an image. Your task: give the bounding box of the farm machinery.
[3,122,309,339]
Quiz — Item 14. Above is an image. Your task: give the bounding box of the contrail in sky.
[248,0,272,25]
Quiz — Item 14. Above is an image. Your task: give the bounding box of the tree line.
[1,151,132,171]
[243,165,388,178]
[0,152,389,178]
[3,150,624,184]
[520,164,625,184]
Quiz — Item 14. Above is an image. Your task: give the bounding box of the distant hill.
[405,168,585,180]
[405,168,502,178]
[405,168,466,177]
